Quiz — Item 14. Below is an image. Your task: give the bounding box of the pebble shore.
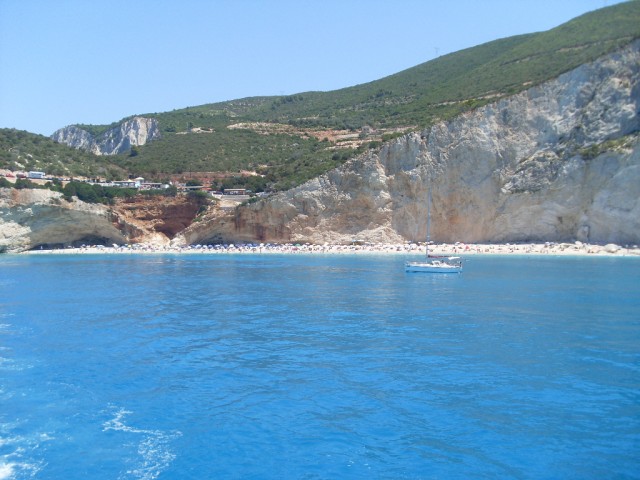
[22,241,640,257]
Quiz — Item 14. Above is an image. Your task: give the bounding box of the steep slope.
[3,5,640,252]
[0,189,127,252]
[0,128,121,178]
[51,117,161,155]
[162,1,640,132]
[173,40,640,246]
[0,189,204,253]
[46,1,640,191]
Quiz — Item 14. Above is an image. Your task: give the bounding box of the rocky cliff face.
[174,40,640,246]
[111,196,204,244]
[0,189,127,252]
[51,116,161,155]
[5,42,640,251]
[0,189,203,252]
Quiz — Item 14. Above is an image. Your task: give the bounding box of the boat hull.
[405,261,462,273]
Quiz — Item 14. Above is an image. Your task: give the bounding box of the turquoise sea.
[1,253,639,479]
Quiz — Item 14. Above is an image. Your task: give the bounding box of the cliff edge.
[4,41,640,252]
[0,189,205,253]
[51,116,161,155]
[174,40,640,246]
[0,189,126,252]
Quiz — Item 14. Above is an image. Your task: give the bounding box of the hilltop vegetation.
[3,1,640,191]
[182,2,640,130]
[0,128,125,179]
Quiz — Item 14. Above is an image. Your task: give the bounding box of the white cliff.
[51,116,161,155]
[0,189,127,253]
[6,42,640,252]
[0,188,213,252]
[176,40,640,246]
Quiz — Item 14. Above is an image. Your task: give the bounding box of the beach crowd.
[24,241,640,256]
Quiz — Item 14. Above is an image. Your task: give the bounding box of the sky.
[0,0,624,136]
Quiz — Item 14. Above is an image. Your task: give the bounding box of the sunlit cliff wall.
[177,40,640,246]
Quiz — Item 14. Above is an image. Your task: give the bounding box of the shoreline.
[16,241,640,257]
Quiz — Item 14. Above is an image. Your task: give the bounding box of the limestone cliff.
[174,40,640,246]
[0,189,127,253]
[5,42,640,251]
[111,196,205,244]
[51,116,161,155]
[0,189,203,253]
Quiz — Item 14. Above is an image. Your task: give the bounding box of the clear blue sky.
[0,0,623,136]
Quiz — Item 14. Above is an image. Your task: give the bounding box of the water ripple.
[102,407,182,480]
[1,254,639,478]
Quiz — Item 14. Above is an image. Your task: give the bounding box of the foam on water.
[0,429,47,480]
[0,461,42,480]
[102,407,181,480]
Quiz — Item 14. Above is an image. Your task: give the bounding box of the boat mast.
[426,189,431,259]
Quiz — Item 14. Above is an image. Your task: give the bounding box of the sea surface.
[1,253,639,479]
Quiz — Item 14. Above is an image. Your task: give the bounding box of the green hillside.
[162,0,639,131]
[0,128,125,179]
[4,1,640,191]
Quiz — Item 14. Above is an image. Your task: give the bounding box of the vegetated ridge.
[3,1,636,193]
[174,38,640,247]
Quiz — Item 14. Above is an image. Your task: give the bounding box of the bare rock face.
[50,125,95,152]
[111,196,203,244]
[0,189,209,252]
[51,116,161,155]
[0,189,127,252]
[178,40,640,246]
[8,42,640,251]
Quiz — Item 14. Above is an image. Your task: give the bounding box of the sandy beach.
[21,241,640,257]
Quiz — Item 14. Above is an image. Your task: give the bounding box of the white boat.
[405,190,462,274]
[405,256,462,273]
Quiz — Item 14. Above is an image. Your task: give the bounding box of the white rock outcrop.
[178,40,640,246]
[51,116,161,155]
[0,189,127,253]
[6,42,640,251]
